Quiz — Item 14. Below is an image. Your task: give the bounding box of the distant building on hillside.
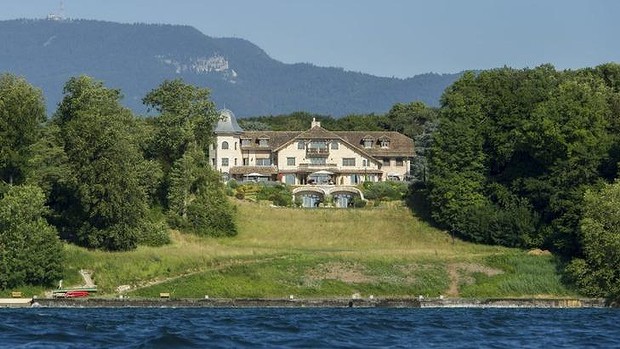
[209,109,414,207]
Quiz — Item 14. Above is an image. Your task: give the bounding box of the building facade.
[209,109,415,206]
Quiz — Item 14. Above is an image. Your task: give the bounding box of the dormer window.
[258,137,269,147]
[362,136,374,149]
[241,138,251,147]
[379,136,390,149]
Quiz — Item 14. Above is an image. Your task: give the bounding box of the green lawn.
[29,200,578,299]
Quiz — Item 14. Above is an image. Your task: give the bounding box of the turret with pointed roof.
[214,108,244,134]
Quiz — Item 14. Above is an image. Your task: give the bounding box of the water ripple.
[0,307,618,348]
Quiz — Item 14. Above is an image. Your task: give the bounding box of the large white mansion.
[209,109,414,207]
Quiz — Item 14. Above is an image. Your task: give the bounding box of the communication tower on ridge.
[47,1,65,21]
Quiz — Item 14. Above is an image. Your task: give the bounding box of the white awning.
[310,170,334,176]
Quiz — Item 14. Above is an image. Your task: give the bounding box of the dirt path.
[445,263,503,297]
[446,264,460,297]
[79,269,96,287]
[121,256,285,294]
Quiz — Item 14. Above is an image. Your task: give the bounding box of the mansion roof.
[214,111,415,159]
[239,127,414,158]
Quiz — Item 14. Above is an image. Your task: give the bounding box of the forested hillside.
[0,19,460,117]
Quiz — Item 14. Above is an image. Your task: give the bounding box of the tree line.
[0,74,236,289]
[427,63,620,301]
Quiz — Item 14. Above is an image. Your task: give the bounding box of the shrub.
[227,180,239,189]
[350,196,367,208]
[137,220,171,247]
[256,183,293,207]
[185,195,238,237]
[362,181,408,201]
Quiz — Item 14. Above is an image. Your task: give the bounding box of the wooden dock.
[0,298,33,307]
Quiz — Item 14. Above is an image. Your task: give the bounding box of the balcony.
[306,148,329,157]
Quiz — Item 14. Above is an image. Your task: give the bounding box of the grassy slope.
[19,201,578,299]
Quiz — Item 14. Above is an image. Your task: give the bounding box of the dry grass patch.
[302,261,436,287]
[446,262,504,296]
[305,262,372,285]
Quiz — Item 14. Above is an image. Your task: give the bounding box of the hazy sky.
[2,0,618,78]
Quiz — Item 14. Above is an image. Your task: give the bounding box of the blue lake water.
[0,307,618,348]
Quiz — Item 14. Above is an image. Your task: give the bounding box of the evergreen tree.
[144,79,237,237]
[168,143,237,237]
[53,76,151,250]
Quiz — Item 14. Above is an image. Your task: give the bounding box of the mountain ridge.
[0,18,462,117]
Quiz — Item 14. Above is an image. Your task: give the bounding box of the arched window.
[222,141,229,149]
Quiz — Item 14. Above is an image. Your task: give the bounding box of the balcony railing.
[298,163,338,169]
[306,148,329,157]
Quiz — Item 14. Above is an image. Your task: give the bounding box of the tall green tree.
[143,79,219,166]
[25,123,73,197]
[428,72,489,240]
[167,143,237,237]
[0,74,46,185]
[143,79,220,209]
[53,76,150,250]
[0,185,63,289]
[427,65,614,253]
[567,181,620,301]
[384,101,437,139]
[525,76,612,255]
[143,79,237,237]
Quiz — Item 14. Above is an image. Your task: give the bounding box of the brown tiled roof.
[297,126,341,140]
[336,131,415,157]
[237,128,414,158]
[240,131,301,150]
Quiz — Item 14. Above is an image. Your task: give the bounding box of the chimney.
[311,117,321,128]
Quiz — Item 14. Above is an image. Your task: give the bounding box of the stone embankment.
[28,297,608,308]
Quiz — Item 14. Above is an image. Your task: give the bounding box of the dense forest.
[428,64,620,301]
[1,64,619,302]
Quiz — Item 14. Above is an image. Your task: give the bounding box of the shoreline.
[3,297,609,308]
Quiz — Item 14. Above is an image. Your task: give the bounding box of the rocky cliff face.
[157,54,238,83]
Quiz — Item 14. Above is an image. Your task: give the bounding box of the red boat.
[63,290,90,298]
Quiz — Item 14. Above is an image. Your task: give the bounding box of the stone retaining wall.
[31,297,608,308]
